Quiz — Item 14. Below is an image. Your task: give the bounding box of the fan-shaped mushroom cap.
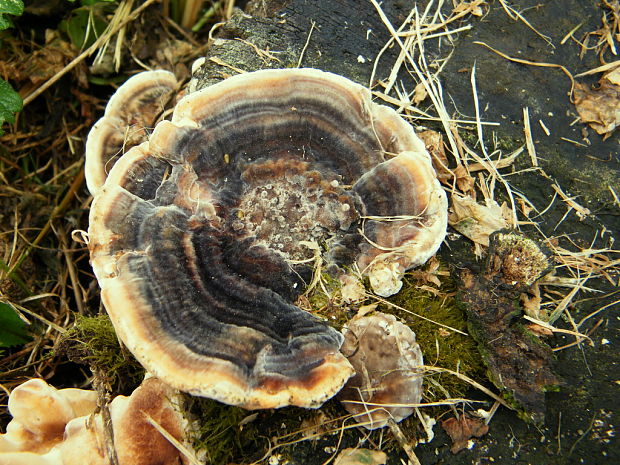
[88,68,445,409]
[0,378,97,455]
[337,312,424,430]
[0,377,192,465]
[85,70,178,195]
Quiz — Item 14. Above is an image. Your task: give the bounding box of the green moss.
[59,314,144,391]
[189,398,264,464]
[385,274,485,403]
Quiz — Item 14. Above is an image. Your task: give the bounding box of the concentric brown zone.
[89,69,442,408]
[85,70,177,195]
[354,151,437,270]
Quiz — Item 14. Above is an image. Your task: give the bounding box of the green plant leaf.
[59,4,111,49]
[0,302,31,347]
[0,0,24,30]
[0,78,22,135]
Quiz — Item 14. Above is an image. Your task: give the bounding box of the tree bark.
[191,0,410,90]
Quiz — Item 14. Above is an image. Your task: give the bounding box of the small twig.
[474,41,576,101]
[387,419,422,465]
[523,107,538,167]
[297,20,317,67]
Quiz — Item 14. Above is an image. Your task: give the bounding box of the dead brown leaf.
[20,31,86,87]
[407,256,446,289]
[520,284,549,321]
[574,69,620,138]
[412,81,428,105]
[441,414,489,453]
[526,323,554,337]
[449,194,508,248]
[418,129,453,185]
[453,164,476,194]
[518,197,534,218]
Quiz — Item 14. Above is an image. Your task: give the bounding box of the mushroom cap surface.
[88,68,445,409]
[337,312,424,429]
[0,377,191,465]
[85,70,178,195]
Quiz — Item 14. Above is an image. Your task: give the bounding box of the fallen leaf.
[520,284,550,321]
[453,164,476,194]
[574,69,620,138]
[441,414,489,453]
[518,197,534,218]
[418,129,452,185]
[412,81,428,104]
[449,194,507,248]
[19,31,85,87]
[526,323,554,337]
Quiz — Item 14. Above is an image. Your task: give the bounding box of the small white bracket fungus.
[337,312,425,430]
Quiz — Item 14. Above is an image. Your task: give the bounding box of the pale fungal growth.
[87,68,446,409]
[0,377,193,465]
[0,378,98,458]
[85,70,178,195]
[337,312,424,430]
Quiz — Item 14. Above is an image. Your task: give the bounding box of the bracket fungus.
[87,68,447,409]
[337,312,425,429]
[85,70,178,195]
[0,377,191,465]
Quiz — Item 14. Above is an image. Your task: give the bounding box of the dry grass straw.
[259,395,488,465]
[497,0,553,47]
[1,107,89,395]
[366,0,620,452]
[22,0,160,106]
[143,412,203,465]
[474,40,576,101]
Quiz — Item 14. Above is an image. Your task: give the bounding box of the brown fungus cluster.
[0,378,191,465]
[86,68,447,409]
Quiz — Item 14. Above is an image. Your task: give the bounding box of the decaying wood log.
[191,0,411,90]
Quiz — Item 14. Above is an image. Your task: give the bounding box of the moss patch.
[385,274,485,403]
[58,314,144,392]
[189,398,265,464]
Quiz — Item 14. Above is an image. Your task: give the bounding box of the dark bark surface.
[192,1,619,464]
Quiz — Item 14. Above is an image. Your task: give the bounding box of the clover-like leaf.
[0,78,22,135]
[0,0,24,30]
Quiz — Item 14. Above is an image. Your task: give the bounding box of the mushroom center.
[233,158,361,261]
